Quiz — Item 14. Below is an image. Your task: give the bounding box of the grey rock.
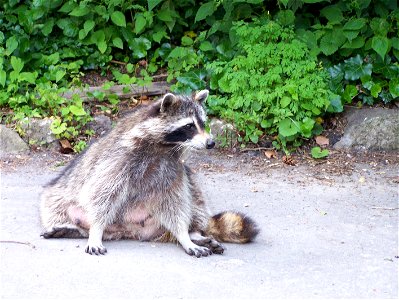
[209,118,238,148]
[19,118,57,146]
[87,115,112,136]
[334,107,399,151]
[0,125,29,156]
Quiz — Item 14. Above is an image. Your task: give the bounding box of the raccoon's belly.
[67,203,165,241]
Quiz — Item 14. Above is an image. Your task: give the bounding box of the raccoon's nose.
[206,139,215,149]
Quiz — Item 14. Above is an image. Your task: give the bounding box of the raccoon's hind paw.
[85,244,107,255]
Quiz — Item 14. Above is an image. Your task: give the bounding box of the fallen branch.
[61,82,170,102]
[0,240,36,249]
[240,147,274,152]
[371,206,398,210]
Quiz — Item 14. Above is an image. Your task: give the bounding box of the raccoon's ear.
[160,93,177,113]
[194,89,209,104]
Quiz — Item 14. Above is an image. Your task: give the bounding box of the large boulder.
[18,118,57,146]
[0,125,29,156]
[334,107,399,151]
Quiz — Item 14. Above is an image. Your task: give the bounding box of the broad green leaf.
[311,147,329,159]
[278,118,299,137]
[148,0,163,11]
[195,2,216,23]
[177,69,207,90]
[6,36,18,55]
[84,20,95,33]
[97,40,107,53]
[152,28,167,43]
[327,94,343,113]
[280,96,291,108]
[392,37,399,50]
[319,29,346,55]
[79,29,87,40]
[69,5,90,17]
[389,78,399,98]
[135,14,147,33]
[129,37,151,59]
[10,56,24,73]
[342,30,359,42]
[55,70,66,82]
[90,30,105,43]
[0,70,6,87]
[300,117,315,138]
[19,72,38,84]
[370,18,389,36]
[57,18,79,37]
[69,105,86,116]
[320,5,343,23]
[343,18,366,30]
[370,83,381,98]
[249,134,259,144]
[342,84,358,103]
[199,41,213,52]
[112,37,123,49]
[276,10,295,26]
[111,11,126,27]
[181,36,193,46]
[342,36,364,49]
[371,36,389,60]
[157,9,173,22]
[42,18,54,36]
[58,1,76,13]
[343,55,372,80]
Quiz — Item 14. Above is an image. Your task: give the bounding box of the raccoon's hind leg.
[41,224,88,239]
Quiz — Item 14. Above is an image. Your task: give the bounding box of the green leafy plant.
[311,146,329,159]
[207,18,334,151]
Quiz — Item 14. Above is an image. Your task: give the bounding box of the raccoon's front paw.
[185,245,212,258]
[85,244,107,255]
[192,237,225,255]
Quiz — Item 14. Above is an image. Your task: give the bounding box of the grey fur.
[40,90,224,257]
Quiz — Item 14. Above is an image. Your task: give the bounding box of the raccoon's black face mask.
[160,90,215,150]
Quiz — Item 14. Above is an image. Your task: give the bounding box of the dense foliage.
[1,0,398,151]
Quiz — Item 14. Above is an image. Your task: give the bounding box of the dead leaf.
[59,139,73,154]
[282,155,296,166]
[315,135,329,146]
[264,150,277,159]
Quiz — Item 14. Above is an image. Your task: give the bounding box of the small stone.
[87,115,112,136]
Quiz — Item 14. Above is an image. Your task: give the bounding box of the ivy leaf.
[389,78,399,98]
[327,94,343,113]
[371,36,389,60]
[370,18,389,36]
[343,55,372,81]
[181,36,193,46]
[195,2,216,23]
[111,11,126,27]
[342,84,358,103]
[311,146,329,159]
[278,118,299,137]
[55,70,66,83]
[370,83,381,98]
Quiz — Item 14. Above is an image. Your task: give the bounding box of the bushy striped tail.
[207,211,259,243]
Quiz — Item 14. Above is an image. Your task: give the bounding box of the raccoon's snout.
[206,139,215,149]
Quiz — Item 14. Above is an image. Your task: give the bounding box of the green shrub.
[207,18,335,151]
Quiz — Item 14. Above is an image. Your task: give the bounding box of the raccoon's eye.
[185,123,194,129]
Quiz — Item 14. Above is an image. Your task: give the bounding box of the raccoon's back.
[207,211,259,243]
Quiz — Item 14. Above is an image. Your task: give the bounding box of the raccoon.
[40,90,259,257]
